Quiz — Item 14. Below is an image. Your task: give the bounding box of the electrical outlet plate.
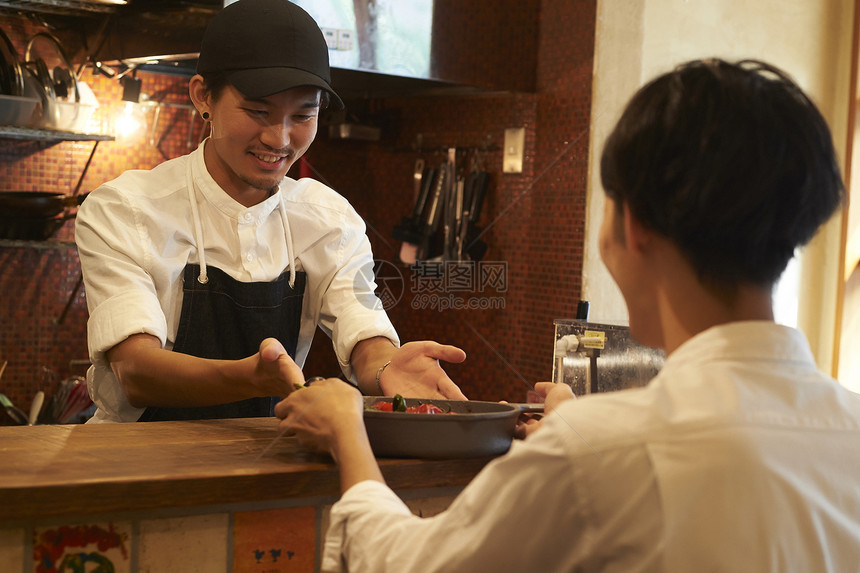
[337,29,354,51]
[503,127,525,173]
[322,28,338,49]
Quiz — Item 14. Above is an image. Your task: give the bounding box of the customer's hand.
[275,378,385,492]
[539,381,576,412]
[380,341,468,400]
[274,377,364,454]
[514,382,575,439]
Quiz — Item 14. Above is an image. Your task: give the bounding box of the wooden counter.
[0,417,494,522]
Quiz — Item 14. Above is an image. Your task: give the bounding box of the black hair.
[199,72,331,109]
[600,59,845,292]
[199,71,231,101]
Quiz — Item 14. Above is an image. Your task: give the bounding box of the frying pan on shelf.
[0,191,87,241]
[0,214,72,241]
[0,191,87,218]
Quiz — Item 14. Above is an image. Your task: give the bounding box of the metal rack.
[0,0,125,16]
[0,125,113,141]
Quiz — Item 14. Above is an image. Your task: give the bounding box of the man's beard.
[241,172,281,194]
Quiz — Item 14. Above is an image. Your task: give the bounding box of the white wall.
[839,265,860,390]
[582,0,645,326]
[584,0,854,375]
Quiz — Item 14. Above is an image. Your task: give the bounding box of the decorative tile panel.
[233,507,316,573]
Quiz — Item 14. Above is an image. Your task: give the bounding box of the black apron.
[138,264,306,421]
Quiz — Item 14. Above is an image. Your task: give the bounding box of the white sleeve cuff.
[331,305,400,383]
[87,289,168,361]
[321,481,410,572]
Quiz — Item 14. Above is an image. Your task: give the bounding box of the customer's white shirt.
[323,321,860,572]
[76,143,398,423]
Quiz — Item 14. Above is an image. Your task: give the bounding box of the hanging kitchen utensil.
[0,28,23,96]
[412,158,425,204]
[454,176,465,260]
[441,147,458,261]
[464,170,490,261]
[417,158,449,261]
[393,160,435,265]
[457,176,472,261]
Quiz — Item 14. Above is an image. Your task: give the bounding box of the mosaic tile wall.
[0,0,596,423]
[302,0,596,402]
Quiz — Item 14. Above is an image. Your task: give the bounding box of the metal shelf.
[0,239,76,249]
[0,125,114,141]
[0,0,125,16]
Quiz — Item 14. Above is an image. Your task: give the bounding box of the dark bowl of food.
[363,396,522,458]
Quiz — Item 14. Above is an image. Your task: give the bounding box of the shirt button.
[242,213,252,223]
[246,252,254,262]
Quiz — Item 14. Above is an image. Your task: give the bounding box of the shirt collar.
[667,321,817,371]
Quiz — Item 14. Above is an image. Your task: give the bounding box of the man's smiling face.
[204,83,321,204]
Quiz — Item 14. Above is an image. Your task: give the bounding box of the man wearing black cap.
[75,0,466,423]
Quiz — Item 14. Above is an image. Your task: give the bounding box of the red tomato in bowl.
[370,400,393,412]
[408,403,445,414]
[367,396,450,414]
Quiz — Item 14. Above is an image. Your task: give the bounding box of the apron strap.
[185,148,296,288]
[186,156,209,284]
[278,199,296,288]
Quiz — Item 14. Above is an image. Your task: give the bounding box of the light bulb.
[113,101,147,145]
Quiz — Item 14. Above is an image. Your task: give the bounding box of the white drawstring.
[278,197,296,288]
[185,160,209,284]
[186,152,294,288]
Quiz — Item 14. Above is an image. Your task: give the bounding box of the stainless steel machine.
[552,319,665,396]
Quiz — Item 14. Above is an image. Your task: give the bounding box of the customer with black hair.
[276,58,860,571]
[75,0,466,423]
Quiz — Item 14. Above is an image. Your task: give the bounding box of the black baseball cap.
[196,0,344,109]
